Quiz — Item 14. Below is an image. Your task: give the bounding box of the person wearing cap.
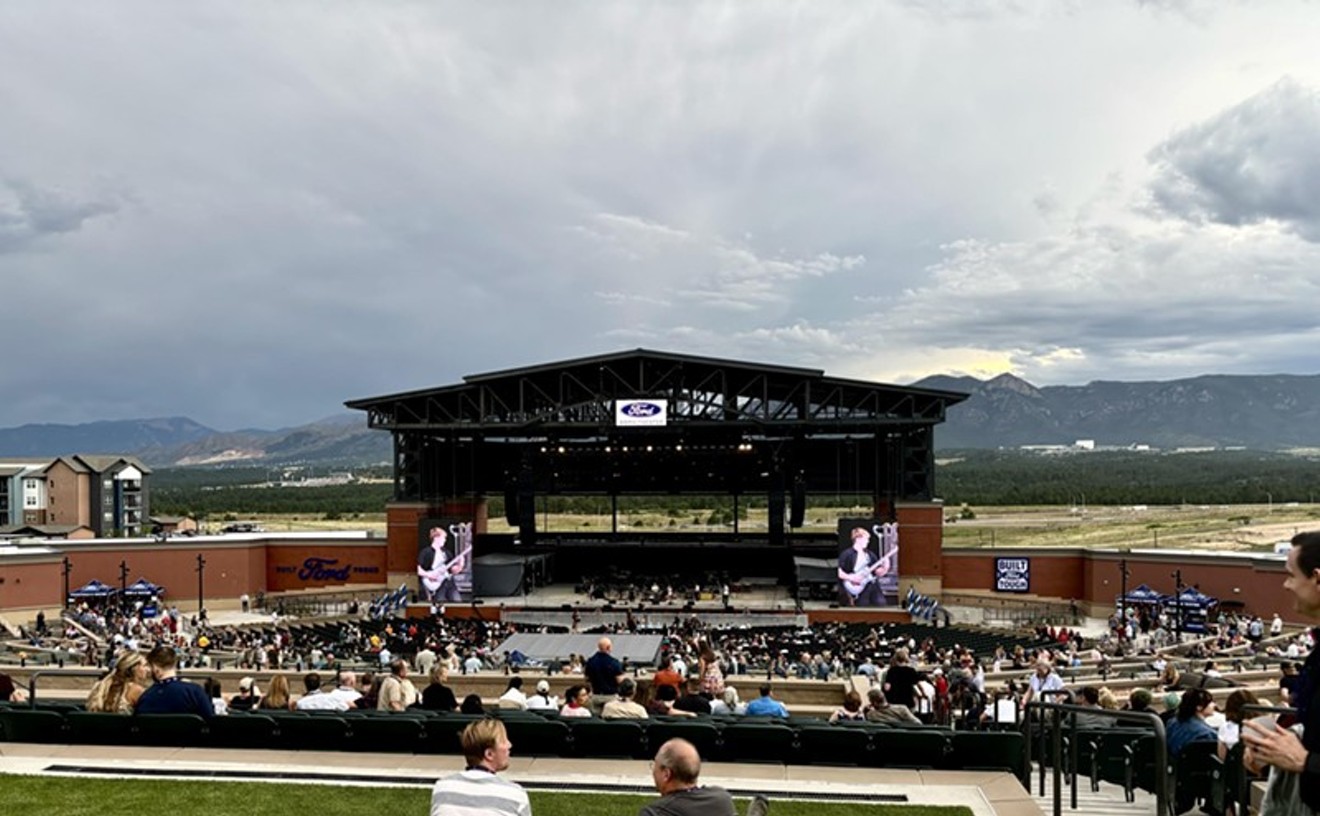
[525,679,558,711]
[229,676,261,711]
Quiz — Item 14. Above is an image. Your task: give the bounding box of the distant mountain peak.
[983,372,1042,398]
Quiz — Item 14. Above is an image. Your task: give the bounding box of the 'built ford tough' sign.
[615,399,668,427]
[995,557,1031,593]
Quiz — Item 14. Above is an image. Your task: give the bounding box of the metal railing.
[1023,700,1169,816]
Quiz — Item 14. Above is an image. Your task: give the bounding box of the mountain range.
[5,371,1320,466]
[913,372,1320,450]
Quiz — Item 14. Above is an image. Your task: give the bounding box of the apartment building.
[0,455,151,537]
[0,460,53,526]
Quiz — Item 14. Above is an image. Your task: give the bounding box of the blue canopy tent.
[1161,586,1218,633]
[68,579,118,600]
[123,578,165,597]
[1117,583,1164,605]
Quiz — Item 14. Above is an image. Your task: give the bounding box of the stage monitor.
[835,517,899,607]
[418,518,474,604]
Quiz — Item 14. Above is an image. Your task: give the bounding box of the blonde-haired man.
[430,719,530,816]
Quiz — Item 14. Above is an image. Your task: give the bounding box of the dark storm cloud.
[0,179,120,252]
[1147,79,1320,240]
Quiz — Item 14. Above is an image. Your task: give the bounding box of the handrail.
[23,668,239,707]
[1023,700,1168,816]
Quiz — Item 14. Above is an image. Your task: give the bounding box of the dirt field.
[223,502,1320,551]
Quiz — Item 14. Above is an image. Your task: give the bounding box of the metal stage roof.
[346,349,967,544]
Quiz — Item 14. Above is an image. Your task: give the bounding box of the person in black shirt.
[673,678,712,716]
[585,637,624,714]
[1244,531,1320,811]
[883,648,919,709]
[421,664,458,712]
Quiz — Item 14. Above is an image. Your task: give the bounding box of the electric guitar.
[844,542,898,598]
[418,544,473,596]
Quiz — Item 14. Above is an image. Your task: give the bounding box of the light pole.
[195,554,206,618]
[1171,569,1184,643]
[119,560,129,611]
[1119,558,1130,638]
[61,556,72,609]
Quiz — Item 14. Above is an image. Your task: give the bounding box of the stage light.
[675,444,683,452]
[646,445,653,452]
[558,446,566,454]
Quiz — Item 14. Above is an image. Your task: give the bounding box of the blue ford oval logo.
[622,401,662,417]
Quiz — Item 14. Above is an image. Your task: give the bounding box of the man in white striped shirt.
[431,719,531,816]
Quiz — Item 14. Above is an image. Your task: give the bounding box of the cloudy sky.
[4,1,1320,430]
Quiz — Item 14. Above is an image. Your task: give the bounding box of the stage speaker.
[789,481,806,528]
[516,487,535,532]
[768,489,785,531]
[503,486,519,526]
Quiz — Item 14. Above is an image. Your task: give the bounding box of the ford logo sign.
[622,402,663,417]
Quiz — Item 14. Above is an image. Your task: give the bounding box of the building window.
[25,496,38,507]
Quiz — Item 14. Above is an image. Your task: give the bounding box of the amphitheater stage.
[403,581,914,627]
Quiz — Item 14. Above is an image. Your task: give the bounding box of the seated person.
[602,678,648,720]
[673,678,712,716]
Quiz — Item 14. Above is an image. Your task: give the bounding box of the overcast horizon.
[5,2,1320,431]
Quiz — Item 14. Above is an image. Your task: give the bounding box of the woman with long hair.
[1218,688,1259,760]
[258,674,294,710]
[86,650,149,713]
[697,640,725,698]
[829,690,866,723]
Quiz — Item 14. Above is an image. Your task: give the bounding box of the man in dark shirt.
[585,636,624,715]
[134,645,214,717]
[1244,531,1320,810]
[640,738,739,816]
[673,678,712,716]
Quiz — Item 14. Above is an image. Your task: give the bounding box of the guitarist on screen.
[417,525,470,603]
[837,525,895,607]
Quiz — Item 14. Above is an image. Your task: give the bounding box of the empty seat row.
[0,707,1024,777]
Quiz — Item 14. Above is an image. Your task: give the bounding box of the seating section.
[0,705,1025,774]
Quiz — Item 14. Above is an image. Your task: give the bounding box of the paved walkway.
[0,741,1037,816]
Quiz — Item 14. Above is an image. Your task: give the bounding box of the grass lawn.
[0,774,971,816]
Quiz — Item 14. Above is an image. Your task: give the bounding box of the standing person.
[640,738,749,816]
[882,649,919,709]
[585,637,624,715]
[134,645,214,717]
[697,641,725,699]
[1244,531,1320,810]
[430,719,530,816]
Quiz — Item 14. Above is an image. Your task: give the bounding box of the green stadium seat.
[278,714,350,750]
[66,711,138,745]
[348,715,425,753]
[0,708,68,743]
[645,719,721,760]
[136,714,209,747]
[948,731,1026,783]
[719,722,797,764]
[209,713,278,749]
[501,717,571,757]
[566,719,648,759]
[796,724,871,766]
[869,728,949,769]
